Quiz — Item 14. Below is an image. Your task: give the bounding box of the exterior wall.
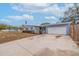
[25,26,34,32]
[27,26,33,31]
[33,27,40,34]
[25,25,40,34]
[46,25,67,35]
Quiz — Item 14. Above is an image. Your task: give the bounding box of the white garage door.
[47,26,67,35]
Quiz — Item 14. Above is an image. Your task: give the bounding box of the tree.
[40,22,50,26]
[63,4,79,22]
[62,4,79,40]
[0,24,8,30]
[0,23,18,30]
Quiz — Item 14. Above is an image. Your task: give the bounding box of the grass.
[0,32,36,44]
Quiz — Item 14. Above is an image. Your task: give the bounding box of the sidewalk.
[0,34,79,56]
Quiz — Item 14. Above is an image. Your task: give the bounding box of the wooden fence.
[69,23,79,41]
[76,23,79,41]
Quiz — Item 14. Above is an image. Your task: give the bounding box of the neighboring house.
[24,22,70,35]
[25,25,34,32]
[22,25,42,33]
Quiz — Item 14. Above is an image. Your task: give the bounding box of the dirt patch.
[0,32,36,44]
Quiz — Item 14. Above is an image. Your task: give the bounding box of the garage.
[45,23,69,35]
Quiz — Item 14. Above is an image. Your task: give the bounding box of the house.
[22,25,35,33]
[38,22,70,35]
[22,25,42,34]
[24,22,70,35]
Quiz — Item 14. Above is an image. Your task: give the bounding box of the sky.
[0,3,75,26]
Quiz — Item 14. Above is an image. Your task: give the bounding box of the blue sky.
[0,3,74,26]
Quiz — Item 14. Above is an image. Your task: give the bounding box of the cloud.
[23,14,34,20]
[45,16,60,23]
[10,3,75,18]
[0,19,11,24]
[64,3,74,8]
[5,14,34,20]
[0,19,11,22]
[0,14,34,24]
[43,4,75,17]
[10,3,50,13]
[45,16,57,20]
[42,4,65,17]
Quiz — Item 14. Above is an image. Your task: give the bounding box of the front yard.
[0,32,36,44]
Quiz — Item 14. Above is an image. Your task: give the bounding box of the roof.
[40,22,69,27]
[24,25,40,27]
[24,22,69,28]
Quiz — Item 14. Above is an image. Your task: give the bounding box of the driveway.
[0,34,79,56]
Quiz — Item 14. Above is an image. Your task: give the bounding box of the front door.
[39,27,46,34]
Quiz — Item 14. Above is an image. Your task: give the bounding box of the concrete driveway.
[0,34,79,56]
